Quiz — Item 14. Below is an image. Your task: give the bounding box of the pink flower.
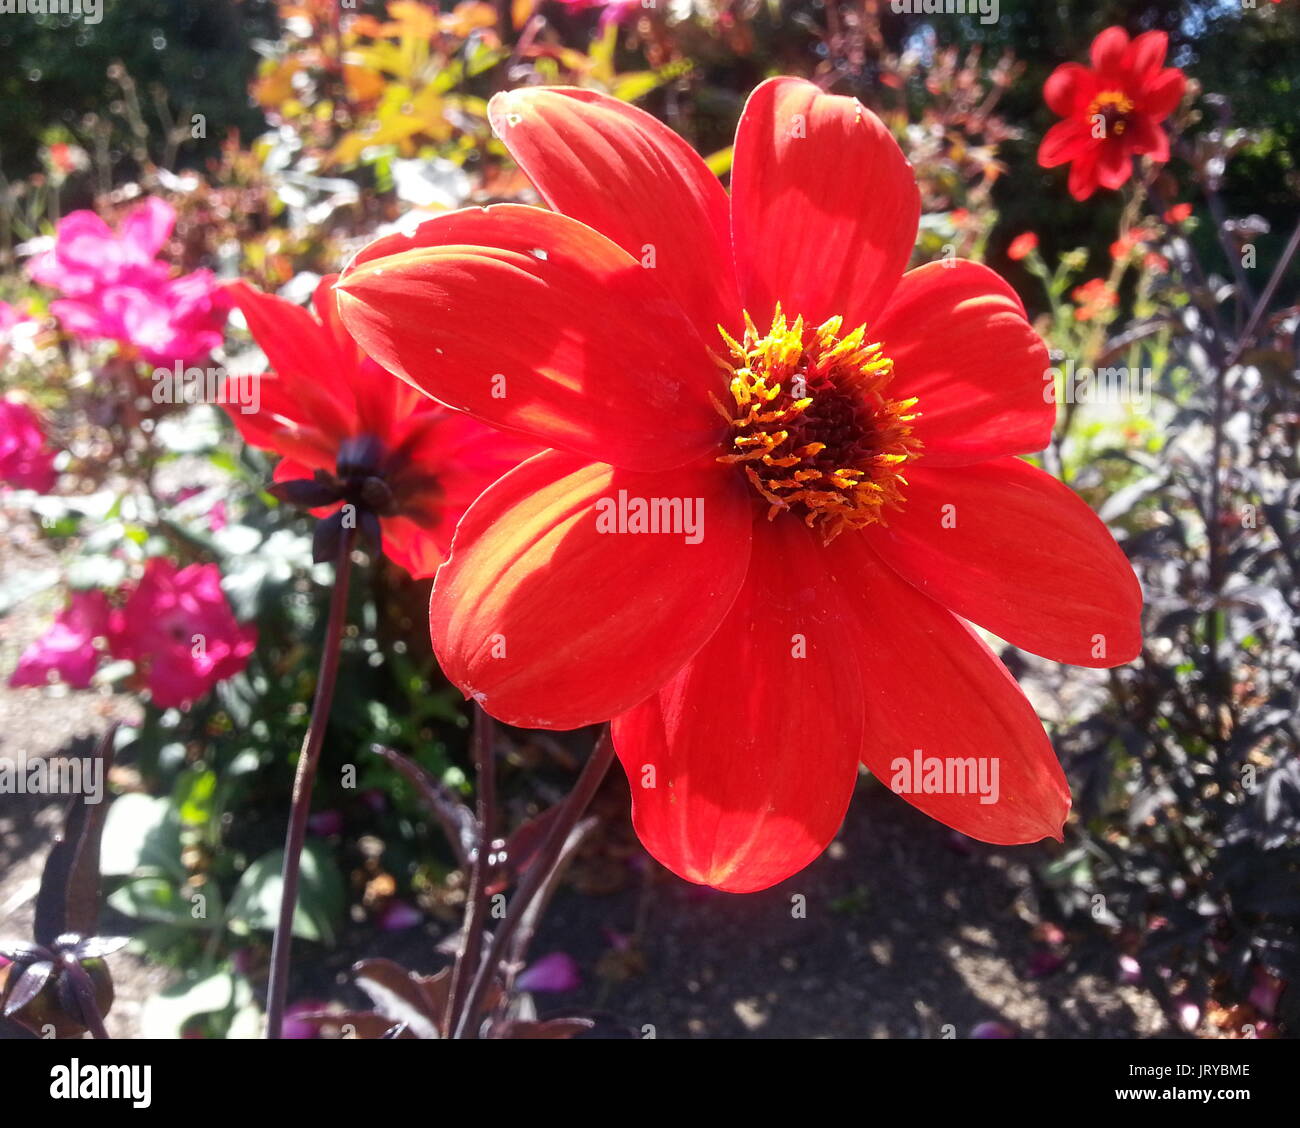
[517,951,581,994]
[107,558,256,709]
[9,590,110,690]
[375,900,423,932]
[28,198,228,365]
[0,396,59,493]
[0,300,30,335]
[283,1000,329,1039]
[552,0,640,26]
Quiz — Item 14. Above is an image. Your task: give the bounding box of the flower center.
[713,307,921,543]
[1088,90,1135,137]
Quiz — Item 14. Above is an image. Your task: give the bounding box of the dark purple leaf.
[312,511,345,564]
[498,1017,595,1039]
[72,936,130,960]
[0,942,50,964]
[3,960,53,1017]
[269,478,342,509]
[352,959,448,1039]
[35,728,115,945]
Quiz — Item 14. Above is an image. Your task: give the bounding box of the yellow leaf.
[510,0,536,30]
[705,146,734,177]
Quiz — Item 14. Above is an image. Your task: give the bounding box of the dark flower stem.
[265,527,356,1039]
[452,727,615,1039]
[444,708,497,1032]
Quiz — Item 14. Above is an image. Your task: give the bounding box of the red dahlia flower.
[225,276,534,577]
[337,78,1143,892]
[1038,27,1187,201]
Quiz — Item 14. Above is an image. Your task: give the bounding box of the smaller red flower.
[1038,27,1187,201]
[107,558,256,709]
[1008,232,1039,261]
[224,276,535,577]
[1072,278,1119,322]
[1164,202,1193,224]
[1110,224,1156,260]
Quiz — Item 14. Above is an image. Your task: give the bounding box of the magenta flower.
[517,952,581,994]
[107,558,256,709]
[551,0,639,26]
[27,197,228,364]
[0,397,59,493]
[375,901,423,932]
[9,590,110,690]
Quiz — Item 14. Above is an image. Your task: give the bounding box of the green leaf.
[107,877,204,926]
[100,793,186,879]
[139,971,250,1039]
[228,842,345,945]
[174,768,219,828]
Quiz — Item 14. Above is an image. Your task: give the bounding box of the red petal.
[1128,115,1170,162]
[430,450,753,730]
[866,457,1143,667]
[1124,30,1169,78]
[1038,118,1090,168]
[731,77,919,330]
[381,515,444,579]
[1090,26,1130,74]
[1097,143,1133,191]
[1068,145,1102,201]
[875,261,1054,466]
[827,535,1071,845]
[612,519,863,892]
[226,281,355,443]
[487,87,739,343]
[1139,68,1187,120]
[394,412,539,552]
[338,206,723,473]
[1043,63,1095,117]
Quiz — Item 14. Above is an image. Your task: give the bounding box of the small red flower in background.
[107,558,256,710]
[224,276,535,577]
[1007,232,1039,261]
[0,396,59,493]
[1110,224,1157,260]
[1072,278,1120,321]
[338,78,1142,893]
[1164,202,1193,224]
[1038,27,1186,201]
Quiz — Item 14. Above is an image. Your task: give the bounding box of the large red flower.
[1038,27,1186,201]
[337,78,1143,892]
[225,275,534,577]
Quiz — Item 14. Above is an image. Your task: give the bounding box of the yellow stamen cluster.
[1087,90,1136,136]
[714,306,922,543]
